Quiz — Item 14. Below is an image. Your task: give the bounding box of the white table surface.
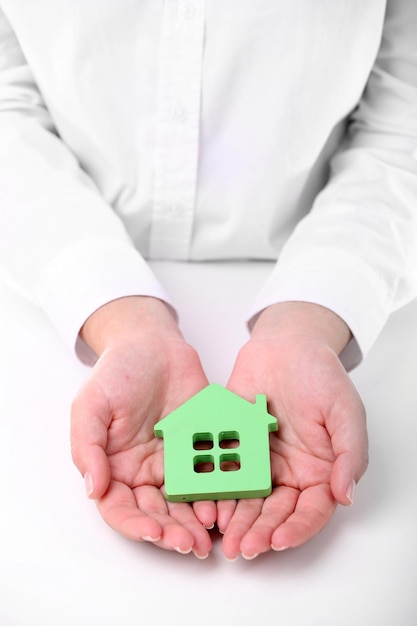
[0,261,416,626]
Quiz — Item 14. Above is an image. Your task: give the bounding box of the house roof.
[154,383,278,437]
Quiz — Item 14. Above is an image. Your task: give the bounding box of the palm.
[218,337,367,559]
[71,337,215,557]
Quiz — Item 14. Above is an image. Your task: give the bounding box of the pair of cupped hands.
[70,296,368,560]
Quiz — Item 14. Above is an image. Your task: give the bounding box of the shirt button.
[172,104,188,123]
[165,204,186,219]
[180,1,195,20]
[173,204,186,218]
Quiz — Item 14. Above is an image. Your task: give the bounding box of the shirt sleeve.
[0,8,174,364]
[248,0,417,370]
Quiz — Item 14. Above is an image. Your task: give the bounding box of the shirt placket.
[150,0,206,259]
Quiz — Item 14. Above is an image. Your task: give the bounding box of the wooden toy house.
[154,383,278,502]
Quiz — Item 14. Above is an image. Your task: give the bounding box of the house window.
[219,431,240,449]
[194,455,215,473]
[193,432,214,450]
[220,453,241,472]
[193,431,241,473]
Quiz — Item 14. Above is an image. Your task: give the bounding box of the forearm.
[250,302,352,357]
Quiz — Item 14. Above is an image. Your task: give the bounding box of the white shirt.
[0,0,416,369]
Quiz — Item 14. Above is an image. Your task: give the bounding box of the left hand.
[217,303,369,560]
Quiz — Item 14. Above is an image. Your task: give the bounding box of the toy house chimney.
[255,394,268,412]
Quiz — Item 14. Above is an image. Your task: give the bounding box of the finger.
[271,483,337,550]
[97,481,163,543]
[168,501,213,558]
[134,485,200,554]
[238,487,299,559]
[216,499,238,534]
[220,498,264,560]
[70,379,112,499]
[192,500,217,530]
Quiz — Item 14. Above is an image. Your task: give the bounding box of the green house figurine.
[154,383,278,502]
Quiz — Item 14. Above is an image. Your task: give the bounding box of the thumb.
[70,377,112,500]
[328,393,369,506]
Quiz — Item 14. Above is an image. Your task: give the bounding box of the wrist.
[250,301,352,357]
[80,296,182,356]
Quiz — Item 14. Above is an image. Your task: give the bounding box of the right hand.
[70,296,214,558]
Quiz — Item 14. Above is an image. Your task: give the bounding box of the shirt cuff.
[247,248,392,371]
[35,238,175,365]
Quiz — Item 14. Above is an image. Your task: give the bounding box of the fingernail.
[84,472,94,498]
[193,551,210,560]
[271,545,289,552]
[224,555,239,562]
[204,523,215,530]
[142,535,162,543]
[242,553,259,561]
[346,480,356,505]
[175,546,193,555]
